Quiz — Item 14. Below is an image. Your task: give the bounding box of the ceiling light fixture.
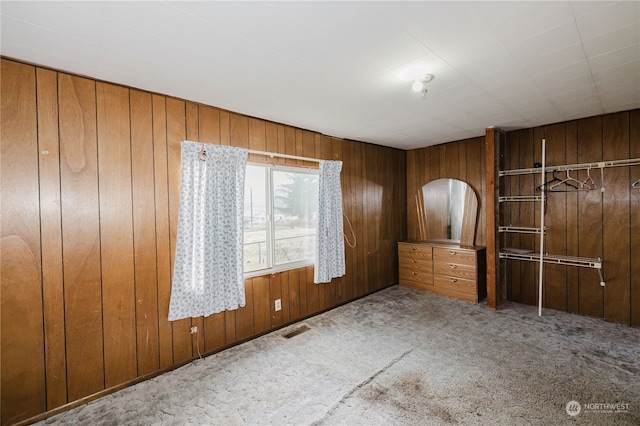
[412,74,434,96]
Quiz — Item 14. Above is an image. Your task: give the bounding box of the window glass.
[273,169,318,265]
[243,165,268,272]
[243,164,318,274]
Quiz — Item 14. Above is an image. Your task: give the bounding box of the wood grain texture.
[185,102,205,358]
[235,280,255,340]
[166,98,192,363]
[630,110,640,327]
[602,112,630,324]
[36,67,68,410]
[97,82,137,388]
[1,60,46,425]
[58,73,105,402]
[269,273,284,329]
[253,276,271,335]
[565,121,580,314]
[1,60,407,424]
[576,116,604,318]
[484,129,498,308]
[130,90,161,376]
[152,95,174,369]
[543,123,568,312]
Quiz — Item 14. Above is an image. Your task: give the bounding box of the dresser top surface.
[399,240,485,251]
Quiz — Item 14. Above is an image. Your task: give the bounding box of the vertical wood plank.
[565,121,580,314]
[270,273,284,329]
[287,269,301,321]
[199,105,220,145]
[220,110,230,145]
[342,140,357,302]
[166,97,192,363]
[354,142,366,297]
[152,95,174,369]
[253,276,271,334]
[280,271,291,324]
[96,82,137,388]
[203,312,226,354]
[602,112,630,324]
[36,67,68,410]
[444,141,460,178]
[185,102,205,357]
[265,122,279,158]
[519,129,536,305]
[298,267,309,317]
[1,60,46,424]
[248,117,266,151]
[577,116,604,318]
[235,279,255,340]
[58,73,105,401]
[231,113,249,148]
[485,128,499,309]
[406,149,417,241]
[130,89,160,376]
[630,110,640,326]
[543,123,568,312]
[198,105,226,352]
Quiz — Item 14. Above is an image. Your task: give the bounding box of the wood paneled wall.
[501,111,640,326]
[0,59,406,425]
[406,136,487,247]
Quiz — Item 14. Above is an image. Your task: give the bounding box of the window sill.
[244,260,314,279]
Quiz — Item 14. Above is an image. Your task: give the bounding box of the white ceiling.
[1,1,639,150]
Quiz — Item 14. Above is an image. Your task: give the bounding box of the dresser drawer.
[399,257,432,273]
[433,261,475,280]
[433,273,476,294]
[433,247,476,266]
[400,268,433,285]
[398,243,433,261]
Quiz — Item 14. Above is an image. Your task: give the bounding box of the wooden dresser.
[398,241,487,303]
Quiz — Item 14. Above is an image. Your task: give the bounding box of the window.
[243,164,319,275]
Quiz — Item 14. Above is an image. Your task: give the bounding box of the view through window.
[243,164,319,274]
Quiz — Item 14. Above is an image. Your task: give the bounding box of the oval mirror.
[415,178,478,245]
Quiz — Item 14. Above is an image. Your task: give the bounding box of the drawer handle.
[412,271,418,275]
[449,264,457,269]
[412,259,417,263]
[450,278,457,283]
[412,246,417,250]
[449,251,456,255]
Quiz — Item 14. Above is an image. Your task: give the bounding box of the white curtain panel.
[314,160,346,283]
[168,142,248,321]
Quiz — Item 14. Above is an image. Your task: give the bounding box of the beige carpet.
[37,285,639,425]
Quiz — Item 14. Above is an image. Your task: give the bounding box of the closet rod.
[248,149,322,163]
[500,157,640,176]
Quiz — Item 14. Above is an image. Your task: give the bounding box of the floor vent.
[283,325,310,339]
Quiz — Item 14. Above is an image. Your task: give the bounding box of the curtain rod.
[183,141,323,164]
[247,149,322,163]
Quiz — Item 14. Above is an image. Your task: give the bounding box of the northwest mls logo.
[566,400,631,416]
[566,400,582,416]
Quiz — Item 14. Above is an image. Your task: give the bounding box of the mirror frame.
[415,178,479,246]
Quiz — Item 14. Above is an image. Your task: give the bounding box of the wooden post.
[485,127,503,309]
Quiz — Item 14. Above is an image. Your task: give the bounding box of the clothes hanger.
[633,178,640,189]
[548,169,592,192]
[536,170,579,192]
[581,167,598,190]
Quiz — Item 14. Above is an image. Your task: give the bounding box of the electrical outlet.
[190,326,198,334]
[275,299,282,312]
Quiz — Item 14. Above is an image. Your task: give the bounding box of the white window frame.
[243,163,318,278]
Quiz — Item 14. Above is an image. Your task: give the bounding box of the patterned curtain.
[314,160,346,283]
[168,142,248,321]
